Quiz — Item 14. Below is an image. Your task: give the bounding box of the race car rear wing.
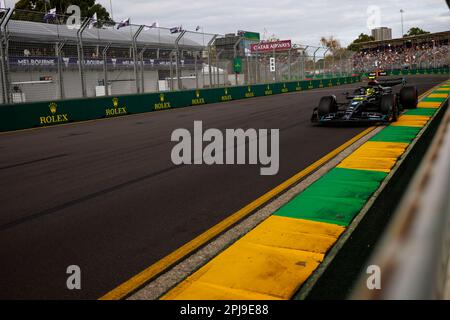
[376,77,406,87]
[368,71,406,87]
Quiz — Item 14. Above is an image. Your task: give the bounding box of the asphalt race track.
[0,75,447,299]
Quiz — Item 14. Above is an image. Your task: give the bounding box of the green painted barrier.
[0,75,360,132]
[361,67,450,78]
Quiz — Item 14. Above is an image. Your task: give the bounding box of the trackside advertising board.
[250,40,292,53]
[0,75,360,132]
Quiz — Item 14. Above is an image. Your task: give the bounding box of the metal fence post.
[331,52,335,77]
[288,49,292,81]
[169,50,176,91]
[272,47,276,82]
[255,49,259,84]
[102,43,111,96]
[323,48,329,78]
[201,50,205,88]
[298,55,302,80]
[207,35,217,89]
[56,41,66,99]
[0,8,13,104]
[313,47,320,79]
[175,30,186,90]
[216,49,223,87]
[132,25,144,94]
[265,54,268,83]
[302,46,309,79]
[213,58,217,87]
[77,18,89,98]
[139,46,147,93]
[233,36,243,86]
[194,51,198,89]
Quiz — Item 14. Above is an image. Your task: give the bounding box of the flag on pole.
[89,12,97,29]
[144,21,159,31]
[43,8,57,22]
[117,18,130,29]
[170,25,183,34]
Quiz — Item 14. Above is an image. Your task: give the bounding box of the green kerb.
[369,126,421,143]
[274,168,387,226]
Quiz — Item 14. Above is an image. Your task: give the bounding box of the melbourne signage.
[15,57,57,67]
[9,56,197,68]
[250,40,292,53]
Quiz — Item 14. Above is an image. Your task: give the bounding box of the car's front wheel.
[317,95,338,118]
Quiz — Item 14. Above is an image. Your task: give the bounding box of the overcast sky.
[7,0,450,46]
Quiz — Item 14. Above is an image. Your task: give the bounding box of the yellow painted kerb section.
[337,141,408,173]
[428,93,448,99]
[161,216,344,300]
[418,101,442,108]
[391,115,430,127]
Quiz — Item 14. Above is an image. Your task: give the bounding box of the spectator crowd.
[352,41,449,72]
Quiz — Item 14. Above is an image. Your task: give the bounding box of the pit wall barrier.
[161,79,450,300]
[361,67,450,78]
[0,76,360,132]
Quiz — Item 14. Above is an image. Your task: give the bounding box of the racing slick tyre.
[400,86,418,109]
[317,95,337,117]
[380,94,398,122]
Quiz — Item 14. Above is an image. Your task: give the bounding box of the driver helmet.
[365,87,376,96]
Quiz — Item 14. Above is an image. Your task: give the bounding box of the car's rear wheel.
[317,95,337,117]
[400,86,418,109]
[380,94,398,122]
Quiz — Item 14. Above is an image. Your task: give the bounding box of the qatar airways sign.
[250,40,292,53]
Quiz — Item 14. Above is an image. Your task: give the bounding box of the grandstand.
[0,9,218,103]
[0,8,359,104]
[352,31,450,72]
[1,7,447,104]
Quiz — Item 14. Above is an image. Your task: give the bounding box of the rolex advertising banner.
[0,75,361,132]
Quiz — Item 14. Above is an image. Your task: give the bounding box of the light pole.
[400,9,404,37]
[110,0,114,20]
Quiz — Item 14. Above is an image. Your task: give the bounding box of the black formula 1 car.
[311,74,418,125]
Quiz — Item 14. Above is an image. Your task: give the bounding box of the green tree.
[13,0,112,23]
[347,33,375,51]
[403,27,430,37]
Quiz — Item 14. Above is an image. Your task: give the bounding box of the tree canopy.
[347,33,375,51]
[14,0,112,22]
[403,27,430,37]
